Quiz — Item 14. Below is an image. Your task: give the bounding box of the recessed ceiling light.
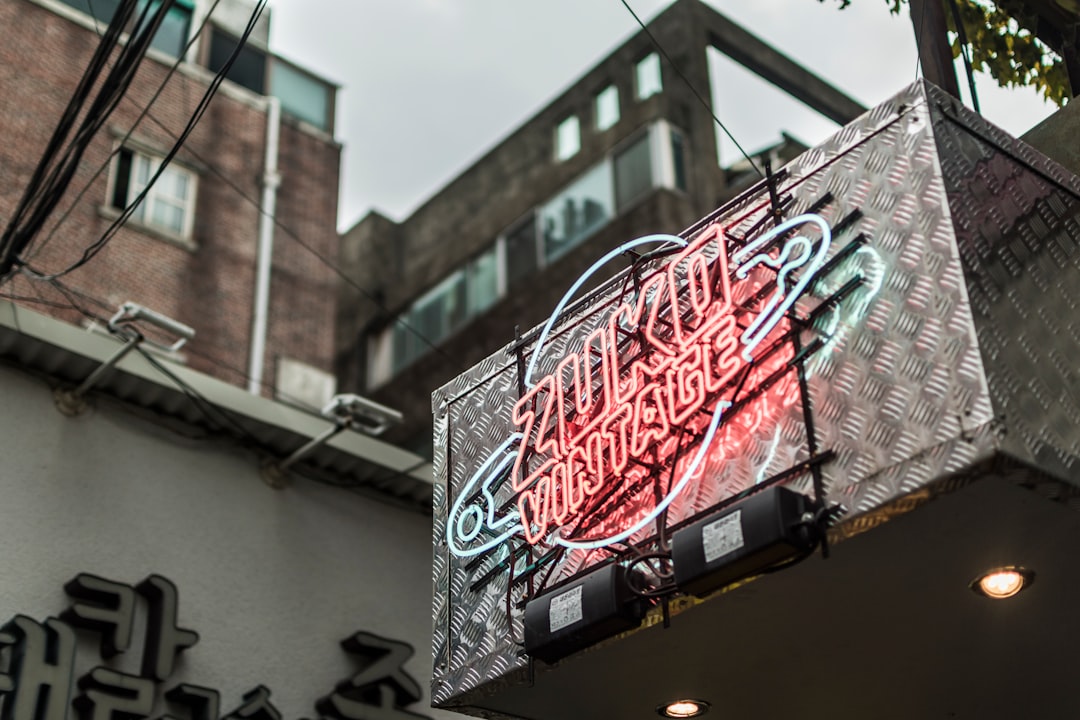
[657,699,710,718]
[971,567,1034,599]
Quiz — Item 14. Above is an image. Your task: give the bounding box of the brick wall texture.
[0,0,341,395]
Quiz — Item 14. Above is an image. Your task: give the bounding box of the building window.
[111,148,197,239]
[670,127,688,191]
[540,163,614,264]
[555,115,581,162]
[635,52,663,100]
[377,245,502,381]
[614,132,653,210]
[466,246,499,316]
[208,27,267,94]
[56,0,121,24]
[370,120,687,385]
[139,0,192,58]
[595,85,620,131]
[271,60,333,132]
[56,0,192,57]
[504,214,538,285]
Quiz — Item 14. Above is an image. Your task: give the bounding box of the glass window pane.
[170,168,190,200]
[209,28,267,94]
[117,149,195,237]
[614,133,653,210]
[134,155,152,186]
[392,323,411,372]
[635,53,662,100]
[136,1,190,57]
[671,128,687,191]
[540,163,614,264]
[56,0,121,23]
[595,85,620,131]
[468,248,499,315]
[152,201,184,233]
[152,166,184,201]
[555,115,580,162]
[112,149,132,210]
[271,61,332,131]
[412,296,444,345]
[505,215,538,284]
[129,196,147,222]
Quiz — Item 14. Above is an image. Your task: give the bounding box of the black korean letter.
[0,616,77,720]
[134,576,198,681]
[315,633,431,720]
[73,668,154,720]
[62,574,136,659]
[160,684,220,720]
[222,686,280,720]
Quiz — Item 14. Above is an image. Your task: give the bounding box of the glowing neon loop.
[447,212,853,558]
[733,214,832,362]
[554,400,731,550]
[523,233,687,388]
[446,433,524,558]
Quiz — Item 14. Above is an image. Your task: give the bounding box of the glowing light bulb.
[972,567,1033,599]
[657,699,710,718]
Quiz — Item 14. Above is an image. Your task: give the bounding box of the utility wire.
[137,111,470,376]
[18,0,464,378]
[27,0,227,264]
[913,0,926,80]
[946,0,981,113]
[0,0,170,278]
[617,0,763,178]
[22,0,269,282]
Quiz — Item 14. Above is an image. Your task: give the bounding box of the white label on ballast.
[549,585,584,632]
[702,510,744,563]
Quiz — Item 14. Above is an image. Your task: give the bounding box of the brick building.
[0,0,341,405]
[335,0,867,454]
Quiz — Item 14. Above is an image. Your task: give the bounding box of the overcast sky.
[265,1,1059,231]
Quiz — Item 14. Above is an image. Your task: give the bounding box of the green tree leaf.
[816,0,1069,105]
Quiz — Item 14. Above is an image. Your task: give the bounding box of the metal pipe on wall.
[248,96,281,395]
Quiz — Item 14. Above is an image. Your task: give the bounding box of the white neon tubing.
[523,234,687,388]
[554,400,731,550]
[733,214,832,362]
[447,433,524,558]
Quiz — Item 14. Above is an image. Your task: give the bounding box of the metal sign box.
[431,80,1080,720]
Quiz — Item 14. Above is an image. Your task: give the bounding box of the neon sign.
[448,213,844,558]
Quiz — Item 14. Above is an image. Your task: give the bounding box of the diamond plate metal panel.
[429,81,1080,714]
[925,84,1080,481]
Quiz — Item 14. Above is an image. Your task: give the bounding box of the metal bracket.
[55,303,195,416]
[260,394,404,489]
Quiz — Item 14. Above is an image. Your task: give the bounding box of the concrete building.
[0,298,458,719]
[335,0,868,455]
[0,0,341,407]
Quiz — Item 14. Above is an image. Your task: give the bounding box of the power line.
[19,0,269,282]
[18,0,460,378]
[617,0,764,178]
[136,111,470,377]
[27,0,228,264]
[0,0,173,278]
[946,0,981,113]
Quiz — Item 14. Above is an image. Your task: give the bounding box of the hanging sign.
[447,207,866,558]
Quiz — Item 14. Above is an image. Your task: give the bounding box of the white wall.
[0,362,457,719]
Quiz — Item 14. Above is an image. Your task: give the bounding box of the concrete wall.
[0,0,341,393]
[0,359,456,719]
